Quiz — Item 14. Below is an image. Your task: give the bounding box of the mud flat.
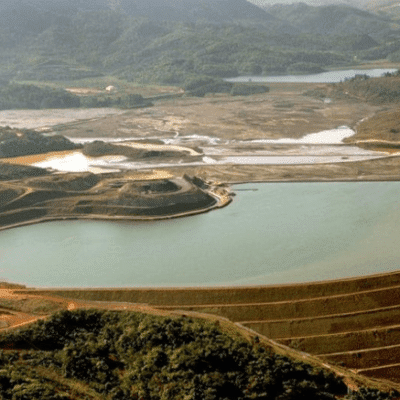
[24,81,398,184]
[0,108,124,130]
[2,80,399,183]
[56,83,382,141]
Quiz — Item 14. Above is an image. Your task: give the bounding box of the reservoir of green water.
[1,182,400,288]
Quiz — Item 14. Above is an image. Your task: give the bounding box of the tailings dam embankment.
[21,270,400,385]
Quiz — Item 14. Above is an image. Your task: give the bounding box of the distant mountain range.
[0,0,273,23]
[248,0,391,9]
[0,0,398,85]
[3,0,395,30]
[0,0,396,34]
[251,0,400,18]
[249,0,363,6]
[266,3,395,37]
[364,0,400,18]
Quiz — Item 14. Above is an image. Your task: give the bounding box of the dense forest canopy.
[0,0,399,86]
[0,309,397,400]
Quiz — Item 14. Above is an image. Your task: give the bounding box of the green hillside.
[0,0,399,86]
[267,3,395,38]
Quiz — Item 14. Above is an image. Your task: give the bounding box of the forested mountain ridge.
[267,3,395,38]
[0,0,274,24]
[0,0,399,85]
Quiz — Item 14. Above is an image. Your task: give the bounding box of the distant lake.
[1,182,400,288]
[226,68,398,83]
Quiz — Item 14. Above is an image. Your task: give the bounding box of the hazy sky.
[248,0,361,6]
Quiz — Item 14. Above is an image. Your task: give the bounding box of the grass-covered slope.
[0,308,388,400]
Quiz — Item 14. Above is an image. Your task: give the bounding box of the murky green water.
[1,182,399,287]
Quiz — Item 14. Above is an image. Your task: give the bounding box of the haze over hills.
[250,0,400,17]
[0,0,274,22]
[267,3,395,38]
[249,0,363,6]
[364,0,400,18]
[0,0,399,86]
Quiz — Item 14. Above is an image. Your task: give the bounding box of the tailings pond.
[2,181,400,287]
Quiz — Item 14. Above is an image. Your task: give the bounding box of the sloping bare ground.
[344,109,400,145]
[0,289,63,331]
[20,270,400,389]
[0,280,397,394]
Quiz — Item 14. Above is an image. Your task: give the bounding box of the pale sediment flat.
[0,108,124,130]
[9,126,385,173]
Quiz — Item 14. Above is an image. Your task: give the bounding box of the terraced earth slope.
[25,270,400,387]
[0,167,230,230]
